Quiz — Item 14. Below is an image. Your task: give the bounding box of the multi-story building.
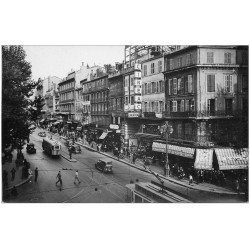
[141,55,165,119]
[159,45,248,171]
[108,63,124,126]
[58,63,94,121]
[87,74,110,128]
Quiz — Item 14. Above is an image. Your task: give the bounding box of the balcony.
[165,110,244,119]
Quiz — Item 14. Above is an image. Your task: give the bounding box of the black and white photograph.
[0,1,249,250]
[2,45,248,203]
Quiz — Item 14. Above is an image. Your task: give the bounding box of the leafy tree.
[2,45,42,154]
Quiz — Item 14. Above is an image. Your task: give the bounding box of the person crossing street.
[56,171,62,186]
[74,170,81,184]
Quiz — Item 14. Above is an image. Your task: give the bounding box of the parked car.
[26,143,36,154]
[38,132,46,137]
[95,159,113,173]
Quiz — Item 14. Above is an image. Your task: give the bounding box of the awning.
[135,133,161,140]
[99,132,108,140]
[152,141,195,159]
[194,149,213,170]
[215,148,248,170]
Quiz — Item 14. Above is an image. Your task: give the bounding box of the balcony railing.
[165,109,245,118]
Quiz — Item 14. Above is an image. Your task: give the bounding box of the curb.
[4,174,33,191]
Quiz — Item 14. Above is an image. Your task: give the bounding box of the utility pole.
[160,121,173,177]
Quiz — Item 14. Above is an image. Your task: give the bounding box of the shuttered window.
[224,53,232,64]
[185,99,190,111]
[188,75,193,93]
[207,52,214,63]
[173,78,177,94]
[181,100,185,112]
[224,75,233,92]
[172,101,177,112]
[207,74,215,92]
[168,79,172,95]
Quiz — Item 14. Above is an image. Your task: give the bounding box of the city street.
[5,128,155,203]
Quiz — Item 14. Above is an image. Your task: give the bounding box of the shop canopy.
[194,149,213,170]
[152,141,195,159]
[215,148,248,170]
[99,132,108,140]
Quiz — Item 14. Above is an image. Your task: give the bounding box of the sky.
[23,46,125,81]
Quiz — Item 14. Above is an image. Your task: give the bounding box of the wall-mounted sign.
[128,112,140,118]
[110,124,119,130]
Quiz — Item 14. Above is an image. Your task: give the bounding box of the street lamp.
[160,121,173,177]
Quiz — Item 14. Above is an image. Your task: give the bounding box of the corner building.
[161,45,248,172]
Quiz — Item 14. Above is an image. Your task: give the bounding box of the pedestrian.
[74,170,81,184]
[10,167,16,181]
[56,171,62,186]
[69,147,72,159]
[189,174,193,185]
[34,167,38,182]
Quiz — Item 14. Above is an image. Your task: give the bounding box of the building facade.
[88,74,110,128]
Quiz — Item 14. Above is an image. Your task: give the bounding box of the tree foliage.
[2,46,44,152]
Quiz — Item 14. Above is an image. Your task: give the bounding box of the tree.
[2,46,40,153]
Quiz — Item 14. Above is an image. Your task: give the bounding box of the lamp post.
[160,121,173,177]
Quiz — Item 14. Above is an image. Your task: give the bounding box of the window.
[190,99,195,111]
[181,100,185,112]
[148,82,152,94]
[207,52,214,64]
[172,101,177,112]
[144,65,147,76]
[125,96,129,105]
[177,57,182,67]
[173,78,177,94]
[224,52,232,64]
[185,99,190,111]
[130,77,134,86]
[177,123,182,138]
[177,101,181,112]
[131,96,134,105]
[155,102,159,113]
[159,80,164,92]
[225,99,233,115]
[159,101,164,112]
[156,81,159,92]
[186,54,191,65]
[185,123,192,137]
[207,74,215,92]
[144,83,147,94]
[151,102,154,112]
[188,75,193,93]
[152,82,156,93]
[207,99,215,115]
[158,60,162,73]
[224,75,233,92]
[242,75,248,92]
[177,78,182,93]
[168,79,172,95]
[169,59,173,70]
[151,63,155,74]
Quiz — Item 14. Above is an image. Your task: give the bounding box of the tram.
[42,138,61,156]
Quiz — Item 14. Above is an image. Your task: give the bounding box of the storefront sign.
[128,112,140,118]
[110,124,119,130]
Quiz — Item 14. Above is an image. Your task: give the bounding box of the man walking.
[10,167,16,181]
[34,167,38,182]
[56,171,62,186]
[74,170,81,184]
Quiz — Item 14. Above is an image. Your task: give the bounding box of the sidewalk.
[76,140,246,198]
[2,150,32,192]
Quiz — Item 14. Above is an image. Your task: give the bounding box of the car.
[38,132,46,137]
[26,143,36,154]
[95,159,113,173]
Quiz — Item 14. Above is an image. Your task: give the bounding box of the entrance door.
[208,99,215,116]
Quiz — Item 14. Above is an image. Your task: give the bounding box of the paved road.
[6,129,154,203]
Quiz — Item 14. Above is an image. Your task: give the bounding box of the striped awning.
[152,141,195,159]
[215,148,248,170]
[99,132,108,140]
[194,149,213,170]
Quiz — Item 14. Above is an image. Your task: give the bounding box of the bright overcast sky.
[23,46,125,81]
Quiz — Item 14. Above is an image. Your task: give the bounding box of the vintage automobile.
[95,158,113,173]
[26,143,37,154]
[69,144,81,154]
[38,132,46,137]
